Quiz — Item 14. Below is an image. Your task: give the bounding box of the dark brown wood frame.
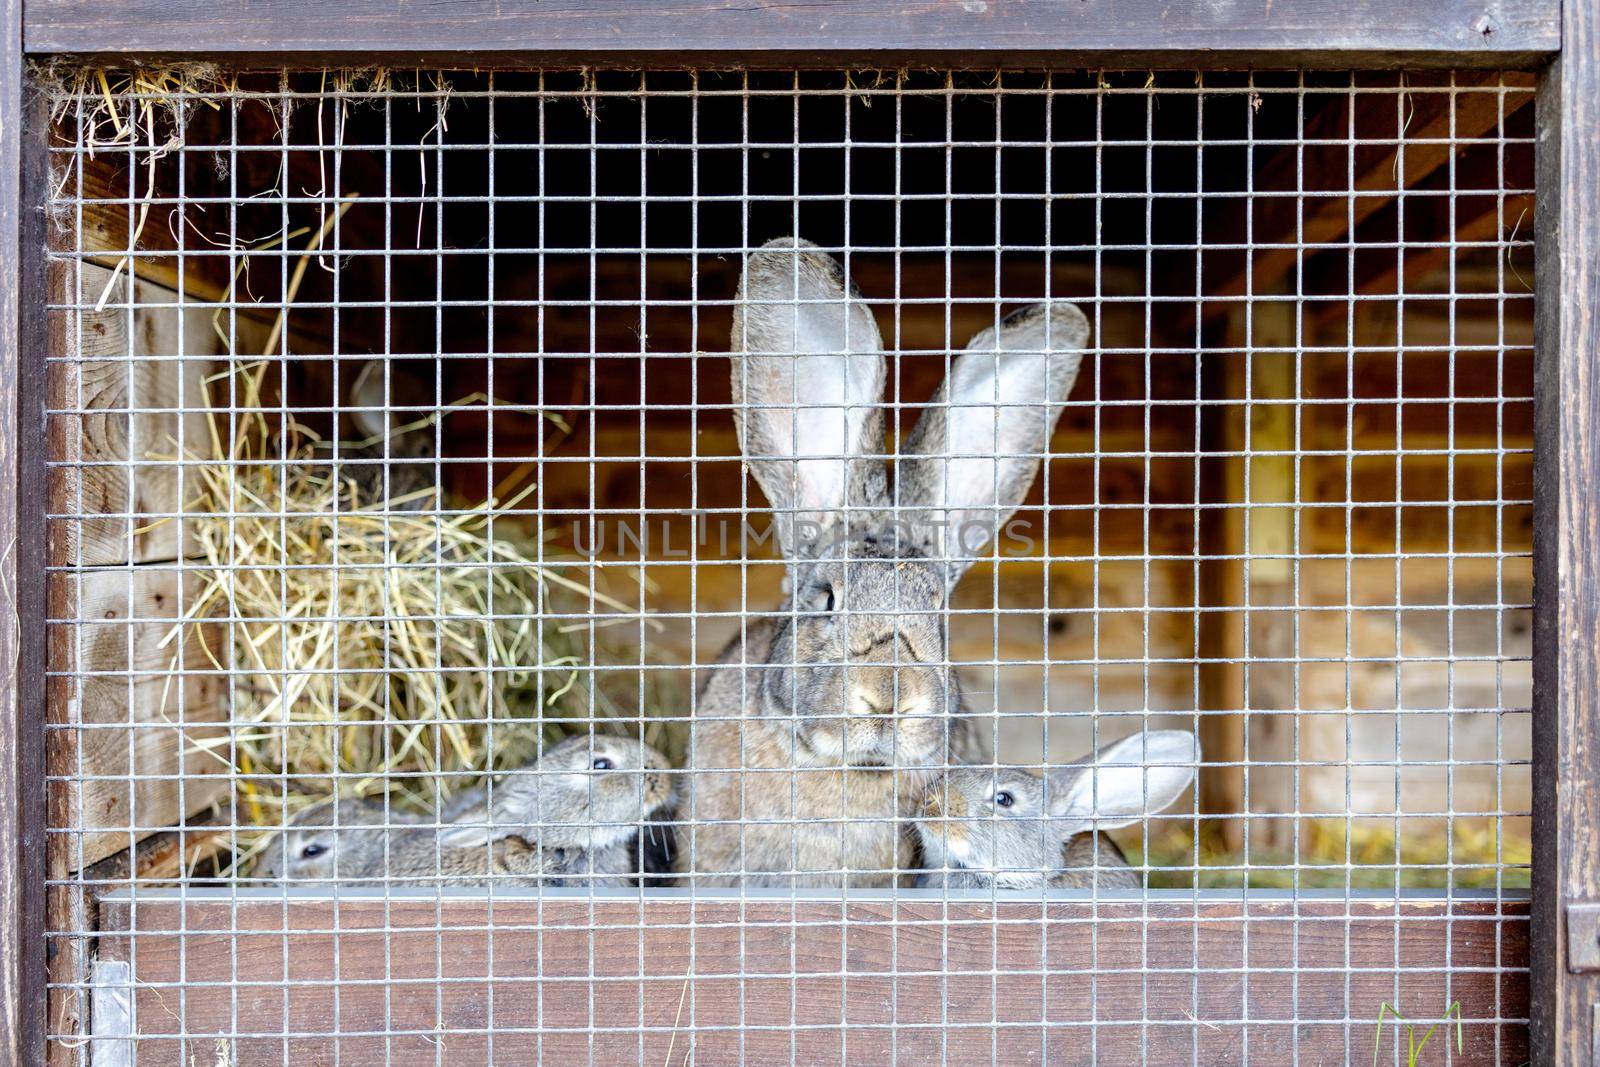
[1,1,1588,1064]
[1532,0,1600,1061]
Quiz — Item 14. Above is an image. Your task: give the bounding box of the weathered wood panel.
[45,566,228,873]
[1531,4,1600,1059]
[47,263,222,568]
[4,29,50,1067]
[94,893,1528,1067]
[22,0,1560,66]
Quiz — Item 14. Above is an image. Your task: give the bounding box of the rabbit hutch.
[0,1,1594,1065]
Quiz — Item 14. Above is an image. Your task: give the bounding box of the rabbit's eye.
[592,757,615,771]
[300,842,327,859]
[807,584,836,614]
[993,791,1015,809]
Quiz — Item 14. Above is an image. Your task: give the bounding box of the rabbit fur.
[254,736,673,886]
[913,730,1199,890]
[250,798,556,886]
[439,733,676,886]
[680,237,1090,888]
[323,359,439,511]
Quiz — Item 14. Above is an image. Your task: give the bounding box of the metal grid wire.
[39,68,1534,1064]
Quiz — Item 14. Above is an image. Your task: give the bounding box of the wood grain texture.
[4,27,51,1067]
[45,566,228,872]
[21,0,1558,67]
[46,263,223,568]
[93,893,1529,1066]
[1531,6,1600,1060]
[0,1,22,1057]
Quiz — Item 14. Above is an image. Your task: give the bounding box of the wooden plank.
[21,0,1559,65]
[43,823,235,1067]
[1303,139,1535,332]
[1307,193,1534,336]
[45,566,229,873]
[1531,6,1600,1061]
[47,263,223,568]
[1206,74,1527,316]
[92,892,1529,1067]
[1198,316,1247,851]
[1237,303,1300,852]
[4,18,51,1067]
[68,155,237,309]
[43,879,88,1067]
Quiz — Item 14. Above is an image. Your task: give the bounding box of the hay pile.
[163,352,656,837]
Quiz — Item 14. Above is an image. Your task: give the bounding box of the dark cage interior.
[43,68,1534,1065]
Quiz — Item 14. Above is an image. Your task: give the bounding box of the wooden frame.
[1532,0,1600,1061]
[96,891,1529,1066]
[0,1,1584,1064]
[16,0,1560,68]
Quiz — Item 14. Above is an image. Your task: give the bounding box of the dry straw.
[52,68,677,861]
[149,198,669,853]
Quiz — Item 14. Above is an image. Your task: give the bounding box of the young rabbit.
[439,733,677,886]
[326,359,438,510]
[251,798,534,885]
[681,237,1089,888]
[913,730,1199,890]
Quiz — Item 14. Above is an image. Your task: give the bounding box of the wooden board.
[4,35,51,1067]
[46,263,226,568]
[93,892,1528,1067]
[1530,6,1600,1059]
[22,0,1560,66]
[45,566,228,873]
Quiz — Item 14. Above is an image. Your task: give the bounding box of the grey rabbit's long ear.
[348,360,398,445]
[436,822,491,849]
[897,303,1088,584]
[1047,729,1198,829]
[730,237,887,557]
[348,360,434,458]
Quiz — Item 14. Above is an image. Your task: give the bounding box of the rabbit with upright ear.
[914,730,1199,890]
[439,734,677,886]
[680,237,1089,888]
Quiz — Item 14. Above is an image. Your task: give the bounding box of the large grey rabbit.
[679,237,1089,888]
[913,729,1199,890]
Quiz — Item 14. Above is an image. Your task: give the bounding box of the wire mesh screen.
[41,68,1535,1065]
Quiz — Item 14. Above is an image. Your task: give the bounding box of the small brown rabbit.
[680,237,1089,888]
[913,730,1199,890]
[439,733,677,886]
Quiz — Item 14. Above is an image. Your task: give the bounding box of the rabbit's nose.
[850,692,890,716]
[922,791,942,816]
[846,671,904,716]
